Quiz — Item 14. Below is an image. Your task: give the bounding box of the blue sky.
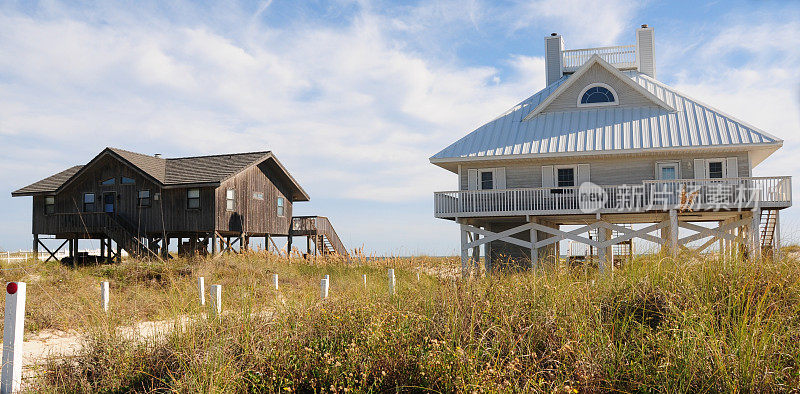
[0,0,798,255]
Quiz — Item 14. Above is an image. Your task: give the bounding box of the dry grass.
[6,250,800,392]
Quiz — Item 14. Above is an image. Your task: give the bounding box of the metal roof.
[431,69,782,166]
[12,148,310,201]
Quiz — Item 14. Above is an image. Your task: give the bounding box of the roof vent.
[154,154,162,158]
[641,24,648,28]
[550,32,558,36]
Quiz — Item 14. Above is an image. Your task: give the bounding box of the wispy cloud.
[0,1,798,252]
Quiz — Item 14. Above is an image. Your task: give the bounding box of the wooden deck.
[435,177,791,219]
[291,216,348,256]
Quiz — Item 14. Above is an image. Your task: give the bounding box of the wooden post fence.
[209,285,222,319]
[198,277,205,306]
[388,269,396,295]
[100,281,109,313]
[1,282,26,394]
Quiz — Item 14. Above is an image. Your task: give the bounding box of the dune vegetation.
[3,249,800,392]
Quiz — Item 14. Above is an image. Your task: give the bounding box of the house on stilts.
[430,25,791,275]
[12,147,347,263]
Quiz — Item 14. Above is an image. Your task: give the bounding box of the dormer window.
[578,83,618,107]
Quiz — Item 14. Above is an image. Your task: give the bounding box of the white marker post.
[209,285,222,319]
[100,281,110,313]
[320,277,329,299]
[198,277,205,306]
[272,274,279,291]
[1,282,26,394]
[416,272,420,282]
[362,274,367,288]
[388,269,396,296]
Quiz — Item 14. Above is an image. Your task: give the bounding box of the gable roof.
[11,165,83,196]
[523,54,673,120]
[12,148,310,201]
[430,69,782,171]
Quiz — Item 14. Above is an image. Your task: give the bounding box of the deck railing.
[434,177,791,218]
[561,45,636,73]
[291,216,348,256]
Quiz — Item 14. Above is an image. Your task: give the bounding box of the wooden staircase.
[760,209,778,252]
[291,216,348,256]
[105,214,162,260]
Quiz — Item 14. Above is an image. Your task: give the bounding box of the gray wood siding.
[33,154,217,235]
[543,63,657,113]
[215,161,293,235]
[459,151,751,190]
[31,154,298,236]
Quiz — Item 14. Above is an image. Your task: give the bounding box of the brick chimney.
[544,33,563,86]
[636,24,656,78]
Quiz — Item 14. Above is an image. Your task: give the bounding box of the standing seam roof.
[431,71,781,160]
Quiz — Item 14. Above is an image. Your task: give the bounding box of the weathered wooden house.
[431,25,792,274]
[12,147,346,262]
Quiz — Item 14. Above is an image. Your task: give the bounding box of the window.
[253,192,264,200]
[103,193,115,213]
[45,196,55,214]
[578,83,618,107]
[557,167,575,187]
[480,171,494,190]
[100,178,115,186]
[187,189,200,209]
[121,177,135,185]
[138,190,151,207]
[226,189,236,211]
[83,193,95,212]
[277,197,285,217]
[656,162,679,180]
[708,161,724,179]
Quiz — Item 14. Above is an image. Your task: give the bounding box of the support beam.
[530,218,538,270]
[212,232,218,255]
[460,223,468,278]
[669,210,678,257]
[32,234,38,260]
[39,239,67,263]
[597,226,607,273]
[774,210,781,260]
[471,232,480,274]
[751,209,761,260]
[116,242,121,264]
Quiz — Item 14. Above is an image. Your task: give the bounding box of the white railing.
[561,45,636,73]
[434,177,792,218]
[0,248,128,263]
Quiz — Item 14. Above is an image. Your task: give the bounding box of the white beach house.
[430,25,791,274]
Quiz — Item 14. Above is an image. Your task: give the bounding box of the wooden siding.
[542,62,657,113]
[459,151,751,190]
[215,161,293,235]
[32,154,218,235]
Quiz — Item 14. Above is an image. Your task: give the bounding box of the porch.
[438,177,791,277]
[435,177,791,219]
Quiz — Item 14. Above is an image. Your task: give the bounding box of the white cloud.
[508,0,643,46]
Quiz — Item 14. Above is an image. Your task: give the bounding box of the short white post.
[272,274,279,290]
[197,277,205,306]
[1,282,26,394]
[100,281,109,313]
[362,274,367,288]
[320,277,329,299]
[416,272,420,282]
[388,269,396,295]
[209,284,222,319]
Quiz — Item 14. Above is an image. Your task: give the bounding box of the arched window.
[578,83,618,107]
